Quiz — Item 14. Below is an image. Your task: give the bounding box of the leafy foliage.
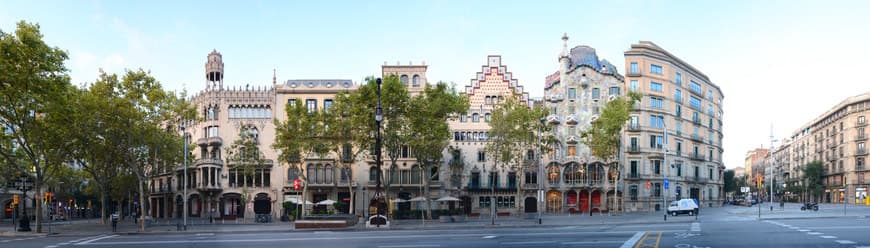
[801,161,824,201]
[579,92,642,163]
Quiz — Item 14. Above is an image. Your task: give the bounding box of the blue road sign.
[664,179,669,189]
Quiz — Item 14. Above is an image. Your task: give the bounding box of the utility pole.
[538,118,544,224]
[181,121,188,231]
[770,124,775,212]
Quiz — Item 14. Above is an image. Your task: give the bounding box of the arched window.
[316,164,325,184]
[400,75,409,85]
[564,163,585,184]
[369,166,378,182]
[472,113,480,122]
[324,164,333,184]
[306,164,315,183]
[412,75,420,86]
[484,113,492,122]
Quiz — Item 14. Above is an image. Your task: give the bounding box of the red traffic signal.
[645,181,651,189]
[293,179,301,190]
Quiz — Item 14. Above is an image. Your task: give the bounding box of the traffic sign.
[664,179,669,189]
[741,186,750,193]
[645,181,651,189]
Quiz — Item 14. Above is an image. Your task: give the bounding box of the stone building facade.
[622,41,726,211]
[784,93,870,203]
[540,34,624,214]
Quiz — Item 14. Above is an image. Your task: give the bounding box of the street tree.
[407,82,468,219]
[351,76,410,210]
[0,21,75,233]
[579,91,641,213]
[273,99,329,217]
[225,124,270,221]
[801,161,824,202]
[324,91,366,214]
[486,97,548,218]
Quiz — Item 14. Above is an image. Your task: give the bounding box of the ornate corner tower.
[206,49,224,91]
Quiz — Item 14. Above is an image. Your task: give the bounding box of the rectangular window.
[675,104,682,117]
[709,168,714,179]
[630,185,638,201]
[478,151,486,162]
[650,115,664,128]
[650,97,663,109]
[630,161,639,178]
[288,98,297,106]
[674,89,682,103]
[653,160,661,175]
[650,82,663,92]
[592,88,600,99]
[650,64,663,75]
[630,62,639,74]
[676,141,682,156]
[690,81,702,94]
[650,134,663,148]
[609,87,620,96]
[306,99,317,113]
[630,80,638,92]
[654,183,662,197]
[707,90,713,100]
[324,99,334,112]
[676,163,683,177]
[675,72,682,85]
[689,96,701,109]
[568,88,576,99]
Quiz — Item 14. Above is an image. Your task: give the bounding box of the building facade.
[622,41,726,211]
[447,55,531,215]
[785,93,870,203]
[540,34,624,214]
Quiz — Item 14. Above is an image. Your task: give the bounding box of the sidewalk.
[722,202,870,220]
[379,211,698,231]
[1,218,295,237]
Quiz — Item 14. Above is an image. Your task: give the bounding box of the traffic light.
[12,195,19,205]
[293,179,301,190]
[45,192,52,204]
[756,177,762,188]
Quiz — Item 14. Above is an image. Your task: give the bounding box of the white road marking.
[59,242,71,245]
[798,229,810,232]
[690,222,701,232]
[377,245,441,248]
[562,241,624,245]
[45,246,58,248]
[820,235,837,239]
[501,241,556,245]
[482,236,496,239]
[836,240,856,244]
[807,232,822,235]
[76,235,118,245]
[195,233,215,236]
[0,240,10,243]
[620,232,646,248]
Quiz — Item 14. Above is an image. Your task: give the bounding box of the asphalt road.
[6,206,870,248]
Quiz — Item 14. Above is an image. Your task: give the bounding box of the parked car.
[667,199,699,216]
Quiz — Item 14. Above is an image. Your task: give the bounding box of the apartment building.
[622,41,725,211]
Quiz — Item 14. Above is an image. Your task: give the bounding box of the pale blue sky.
[3,0,870,170]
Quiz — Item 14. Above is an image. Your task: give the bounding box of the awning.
[316,199,337,205]
[436,196,460,202]
[285,198,314,205]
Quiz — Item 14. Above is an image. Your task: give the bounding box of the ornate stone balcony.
[547,114,561,125]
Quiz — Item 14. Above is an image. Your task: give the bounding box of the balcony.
[546,94,564,102]
[546,114,560,125]
[689,133,703,142]
[857,134,867,141]
[208,136,223,146]
[627,123,641,131]
[691,153,706,161]
[627,145,641,153]
[565,135,579,144]
[692,117,702,125]
[858,121,868,127]
[565,115,578,125]
[196,182,222,192]
[195,158,223,167]
[197,137,208,146]
[857,149,868,156]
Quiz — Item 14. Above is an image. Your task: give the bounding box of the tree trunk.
[100,186,109,225]
[424,163,432,220]
[137,179,147,231]
[117,199,123,222]
[34,181,43,233]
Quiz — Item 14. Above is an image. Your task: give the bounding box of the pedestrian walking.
[111,213,119,232]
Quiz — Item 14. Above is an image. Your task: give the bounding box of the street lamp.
[180,121,188,231]
[372,78,386,227]
[538,117,545,225]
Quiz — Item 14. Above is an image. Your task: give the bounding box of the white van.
[667,199,699,216]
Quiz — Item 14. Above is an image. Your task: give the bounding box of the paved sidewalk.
[723,202,870,220]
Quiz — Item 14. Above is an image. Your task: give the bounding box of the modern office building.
[539,34,624,214]
[622,41,725,211]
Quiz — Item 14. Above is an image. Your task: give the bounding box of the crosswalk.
[764,220,861,247]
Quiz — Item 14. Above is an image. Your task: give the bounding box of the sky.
[2,0,870,170]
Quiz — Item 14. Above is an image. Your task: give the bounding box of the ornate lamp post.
[180,121,188,231]
[372,78,386,226]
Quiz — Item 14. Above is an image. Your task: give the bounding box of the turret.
[206,49,224,91]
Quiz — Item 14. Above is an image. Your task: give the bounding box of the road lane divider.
[620,232,645,248]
